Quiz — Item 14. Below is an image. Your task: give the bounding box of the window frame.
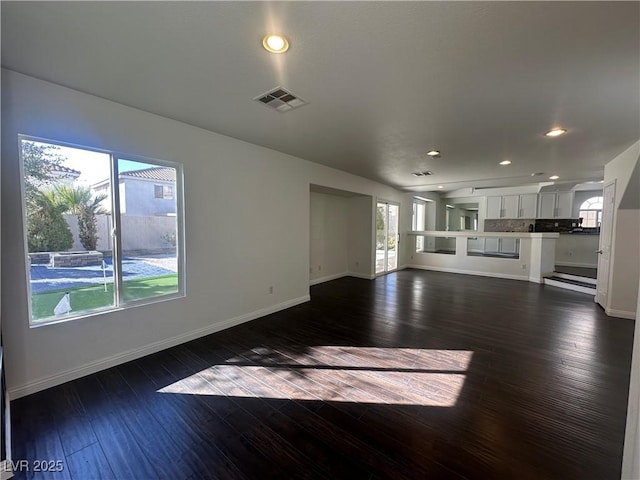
[18,134,186,327]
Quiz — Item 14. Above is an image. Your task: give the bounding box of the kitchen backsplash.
[485,218,595,233]
[484,219,535,232]
[534,219,578,232]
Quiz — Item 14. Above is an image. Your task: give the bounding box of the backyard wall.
[64,214,176,253]
[64,214,112,251]
[1,70,405,397]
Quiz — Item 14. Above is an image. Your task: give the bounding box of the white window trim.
[18,135,186,327]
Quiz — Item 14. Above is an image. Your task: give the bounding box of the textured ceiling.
[2,2,639,192]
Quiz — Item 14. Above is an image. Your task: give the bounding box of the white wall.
[603,140,640,318]
[555,234,599,268]
[622,282,640,479]
[347,195,374,278]
[1,70,404,397]
[309,192,349,283]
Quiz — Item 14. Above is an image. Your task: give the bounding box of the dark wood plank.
[65,443,114,480]
[11,269,634,479]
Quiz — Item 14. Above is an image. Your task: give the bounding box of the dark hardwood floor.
[12,269,634,479]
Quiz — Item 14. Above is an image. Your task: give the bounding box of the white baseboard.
[309,272,349,286]
[348,272,376,280]
[8,295,311,400]
[555,261,598,268]
[0,460,13,480]
[406,265,529,282]
[605,308,637,320]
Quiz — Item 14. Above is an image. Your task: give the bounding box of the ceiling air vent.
[254,87,308,112]
[412,171,433,177]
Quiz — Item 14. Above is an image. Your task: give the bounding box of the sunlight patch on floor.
[158,348,472,407]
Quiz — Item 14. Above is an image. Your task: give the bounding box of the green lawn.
[32,274,179,320]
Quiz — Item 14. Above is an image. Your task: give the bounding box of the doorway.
[376,201,399,274]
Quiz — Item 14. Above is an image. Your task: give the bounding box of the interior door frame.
[375,200,400,276]
[596,180,616,308]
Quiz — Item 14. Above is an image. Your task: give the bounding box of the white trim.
[605,308,637,320]
[0,460,13,480]
[555,261,598,269]
[406,265,529,282]
[553,272,597,285]
[347,272,376,280]
[3,390,10,478]
[543,278,596,295]
[309,272,349,286]
[8,295,310,399]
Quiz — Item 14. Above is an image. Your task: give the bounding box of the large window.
[579,196,603,228]
[20,136,185,325]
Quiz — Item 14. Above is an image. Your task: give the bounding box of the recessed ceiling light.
[545,128,567,137]
[549,175,560,180]
[531,172,544,177]
[426,150,441,157]
[437,185,444,189]
[499,160,512,166]
[262,34,289,53]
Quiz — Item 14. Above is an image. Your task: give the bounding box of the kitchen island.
[407,231,559,283]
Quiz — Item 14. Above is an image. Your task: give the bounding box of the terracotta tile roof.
[53,165,81,176]
[120,167,175,182]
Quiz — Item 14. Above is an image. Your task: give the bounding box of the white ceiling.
[2,2,638,192]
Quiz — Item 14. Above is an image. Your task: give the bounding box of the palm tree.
[49,185,108,215]
[50,185,108,251]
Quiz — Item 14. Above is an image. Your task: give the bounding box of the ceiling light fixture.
[437,185,444,189]
[549,175,560,180]
[499,160,512,166]
[545,128,567,137]
[426,150,441,157]
[262,34,289,53]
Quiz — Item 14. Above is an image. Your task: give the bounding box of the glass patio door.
[376,201,399,274]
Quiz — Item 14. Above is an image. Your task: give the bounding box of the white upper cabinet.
[519,194,538,218]
[486,196,502,219]
[502,195,519,218]
[538,193,556,218]
[556,192,573,218]
[486,194,536,219]
[538,192,574,218]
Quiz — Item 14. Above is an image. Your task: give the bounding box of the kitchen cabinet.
[556,192,573,218]
[519,194,538,218]
[486,196,502,219]
[484,237,519,255]
[538,192,574,218]
[487,194,535,219]
[503,195,519,218]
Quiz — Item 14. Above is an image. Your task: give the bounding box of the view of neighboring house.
[92,166,177,216]
[50,164,81,185]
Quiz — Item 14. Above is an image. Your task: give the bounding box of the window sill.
[29,292,185,329]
